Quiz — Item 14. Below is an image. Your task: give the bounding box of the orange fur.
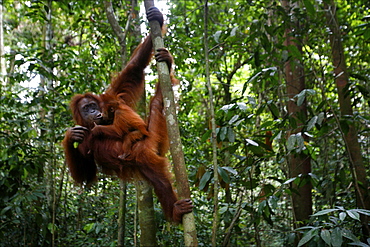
[62,32,192,223]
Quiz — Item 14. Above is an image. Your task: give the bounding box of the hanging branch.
[222,189,245,246]
[104,1,131,68]
[143,1,198,246]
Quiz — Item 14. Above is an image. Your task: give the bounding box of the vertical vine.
[203,1,219,246]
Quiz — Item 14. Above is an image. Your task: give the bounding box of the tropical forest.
[0,0,369,246]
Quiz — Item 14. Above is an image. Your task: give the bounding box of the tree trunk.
[324,0,370,237]
[135,180,157,246]
[281,0,312,230]
[117,181,127,247]
[144,1,198,246]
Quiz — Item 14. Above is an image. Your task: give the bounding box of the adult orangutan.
[62,7,192,223]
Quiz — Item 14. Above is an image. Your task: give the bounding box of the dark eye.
[110,107,114,112]
[90,103,98,110]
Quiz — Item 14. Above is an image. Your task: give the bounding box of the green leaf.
[214,30,222,43]
[317,112,325,125]
[298,228,316,247]
[263,184,275,197]
[248,145,264,156]
[297,92,306,106]
[312,209,338,216]
[234,119,244,127]
[321,229,331,246]
[229,114,239,125]
[348,242,370,247]
[219,206,228,214]
[260,120,274,129]
[236,102,247,111]
[246,139,259,146]
[283,177,297,185]
[230,26,238,37]
[303,0,315,17]
[95,223,103,234]
[339,212,347,221]
[202,130,212,142]
[44,5,50,14]
[1,206,12,215]
[347,210,360,221]
[220,127,228,141]
[220,104,234,112]
[245,179,258,189]
[267,102,279,119]
[84,223,95,233]
[243,71,262,94]
[227,128,235,142]
[218,167,230,184]
[256,103,266,115]
[331,227,343,247]
[316,101,326,112]
[288,45,302,60]
[364,28,370,40]
[307,116,317,131]
[295,89,316,106]
[22,168,29,179]
[297,226,315,231]
[48,223,55,233]
[222,166,238,175]
[350,208,370,216]
[199,171,211,190]
[289,115,298,129]
[254,50,261,67]
[257,200,266,213]
[287,134,297,151]
[341,228,360,243]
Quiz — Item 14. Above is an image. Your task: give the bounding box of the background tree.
[281,0,312,233]
[324,0,370,237]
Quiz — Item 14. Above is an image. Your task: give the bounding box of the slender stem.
[203,1,219,246]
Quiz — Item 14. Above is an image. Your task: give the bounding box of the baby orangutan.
[92,93,149,160]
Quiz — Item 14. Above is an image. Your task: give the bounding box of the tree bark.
[144,1,198,246]
[117,181,127,247]
[104,1,130,69]
[281,0,312,230]
[324,0,370,237]
[135,180,157,246]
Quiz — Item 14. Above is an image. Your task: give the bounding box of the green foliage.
[297,207,370,247]
[0,1,137,246]
[169,0,369,245]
